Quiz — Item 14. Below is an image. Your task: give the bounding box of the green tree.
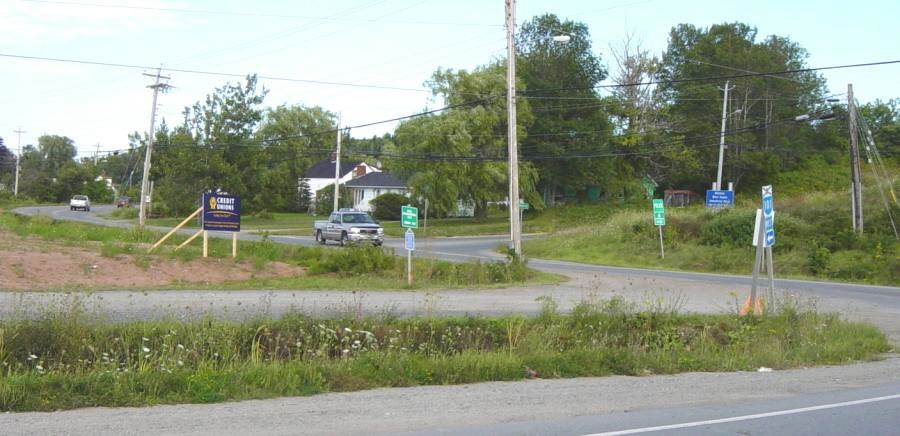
[389,64,539,218]
[152,76,268,215]
[255,104,338,212]
[516,14,615,203]
[657,22,826,191]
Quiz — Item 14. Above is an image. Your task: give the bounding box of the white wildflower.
[177,344,185,350]
[142,347,150,353]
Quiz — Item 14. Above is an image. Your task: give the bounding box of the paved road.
[7,204,900,435]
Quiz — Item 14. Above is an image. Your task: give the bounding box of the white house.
[301,158,380,201]
[344,172,409,212]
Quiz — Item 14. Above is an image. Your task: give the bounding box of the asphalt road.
[6,204,900,435]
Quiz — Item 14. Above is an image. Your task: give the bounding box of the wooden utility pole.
[715,81,733,191]
[848,84,863,233]
[505,0,522,256]
[139,68,171,228]
[13,127,25,197]
[333,114,342,212]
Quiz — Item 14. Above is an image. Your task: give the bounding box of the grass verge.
[0,297,888,411]
[0,210,558,291]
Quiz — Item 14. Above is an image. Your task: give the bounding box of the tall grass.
[0,298,887,411]
[526,188,899,285]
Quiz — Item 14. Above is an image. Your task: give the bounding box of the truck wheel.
[340,232,349,247]
[316,230,326,245]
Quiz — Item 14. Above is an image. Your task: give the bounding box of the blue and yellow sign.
[202,193,241,232]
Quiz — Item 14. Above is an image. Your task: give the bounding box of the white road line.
[586,393,900,435]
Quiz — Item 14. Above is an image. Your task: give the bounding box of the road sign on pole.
[405,228,414,286]
[652,199,666,226]
[652,199,665,258]
[401,205,418,229]
[405,228,415,251]
[518,200,530,211]
[762,185,775,247]
[705,190,734,208]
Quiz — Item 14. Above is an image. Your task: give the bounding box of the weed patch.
[0,299,887,411]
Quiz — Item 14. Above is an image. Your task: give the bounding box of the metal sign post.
[652,199,666,258]
[745,185,775,315]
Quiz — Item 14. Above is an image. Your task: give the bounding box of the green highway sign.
[652,199,665,226]
[401,205,418,229]
[518,200,530,211]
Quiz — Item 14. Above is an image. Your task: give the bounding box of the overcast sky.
[1,0,898,158]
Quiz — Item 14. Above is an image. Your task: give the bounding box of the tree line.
[1,16,897,216]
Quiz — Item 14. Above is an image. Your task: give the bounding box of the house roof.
[344,172,407,189]
[304,159,363,179]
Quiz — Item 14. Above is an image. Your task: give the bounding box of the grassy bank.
[525,188,899,286]
[0,298,888,411]
[0,211,557,290]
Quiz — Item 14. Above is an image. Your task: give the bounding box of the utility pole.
[139,68,171,228]
[94,143,100,165]
[848,84,863,233]
[715,81,733,191]
[13,127,25,197]
[333,114,342,212]
[505,0,522,256]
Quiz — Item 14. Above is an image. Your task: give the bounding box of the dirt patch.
[0,231,305,291]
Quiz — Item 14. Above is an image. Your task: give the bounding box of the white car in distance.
[70,195,91,212]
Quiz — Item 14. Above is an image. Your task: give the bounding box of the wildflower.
[177,360,184,366]
[342,349,350,355]
[35,365,44,372]
[344,327,352,333]
[28,354,38,360]
[142,337,149,342]
[142,347,150,353]
[177,344,185,350]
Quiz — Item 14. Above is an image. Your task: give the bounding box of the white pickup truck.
[313,209,384,246]
[69,195,91,212]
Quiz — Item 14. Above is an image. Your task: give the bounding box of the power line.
[523,60,900,95]
[0,53,435,93]
[20,0,501,27]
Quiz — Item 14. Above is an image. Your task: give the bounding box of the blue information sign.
[404,228,415,251]
[705,190,734,208]
[762,185,775,246]
[202,193,241,232]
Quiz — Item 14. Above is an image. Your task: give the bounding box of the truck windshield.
[73,196,88,200]
[342,213,375,224]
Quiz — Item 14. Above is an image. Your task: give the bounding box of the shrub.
[370,193,412,221]
[309,246,397,276]
[699,209,756,247]
[314,186,351,216]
